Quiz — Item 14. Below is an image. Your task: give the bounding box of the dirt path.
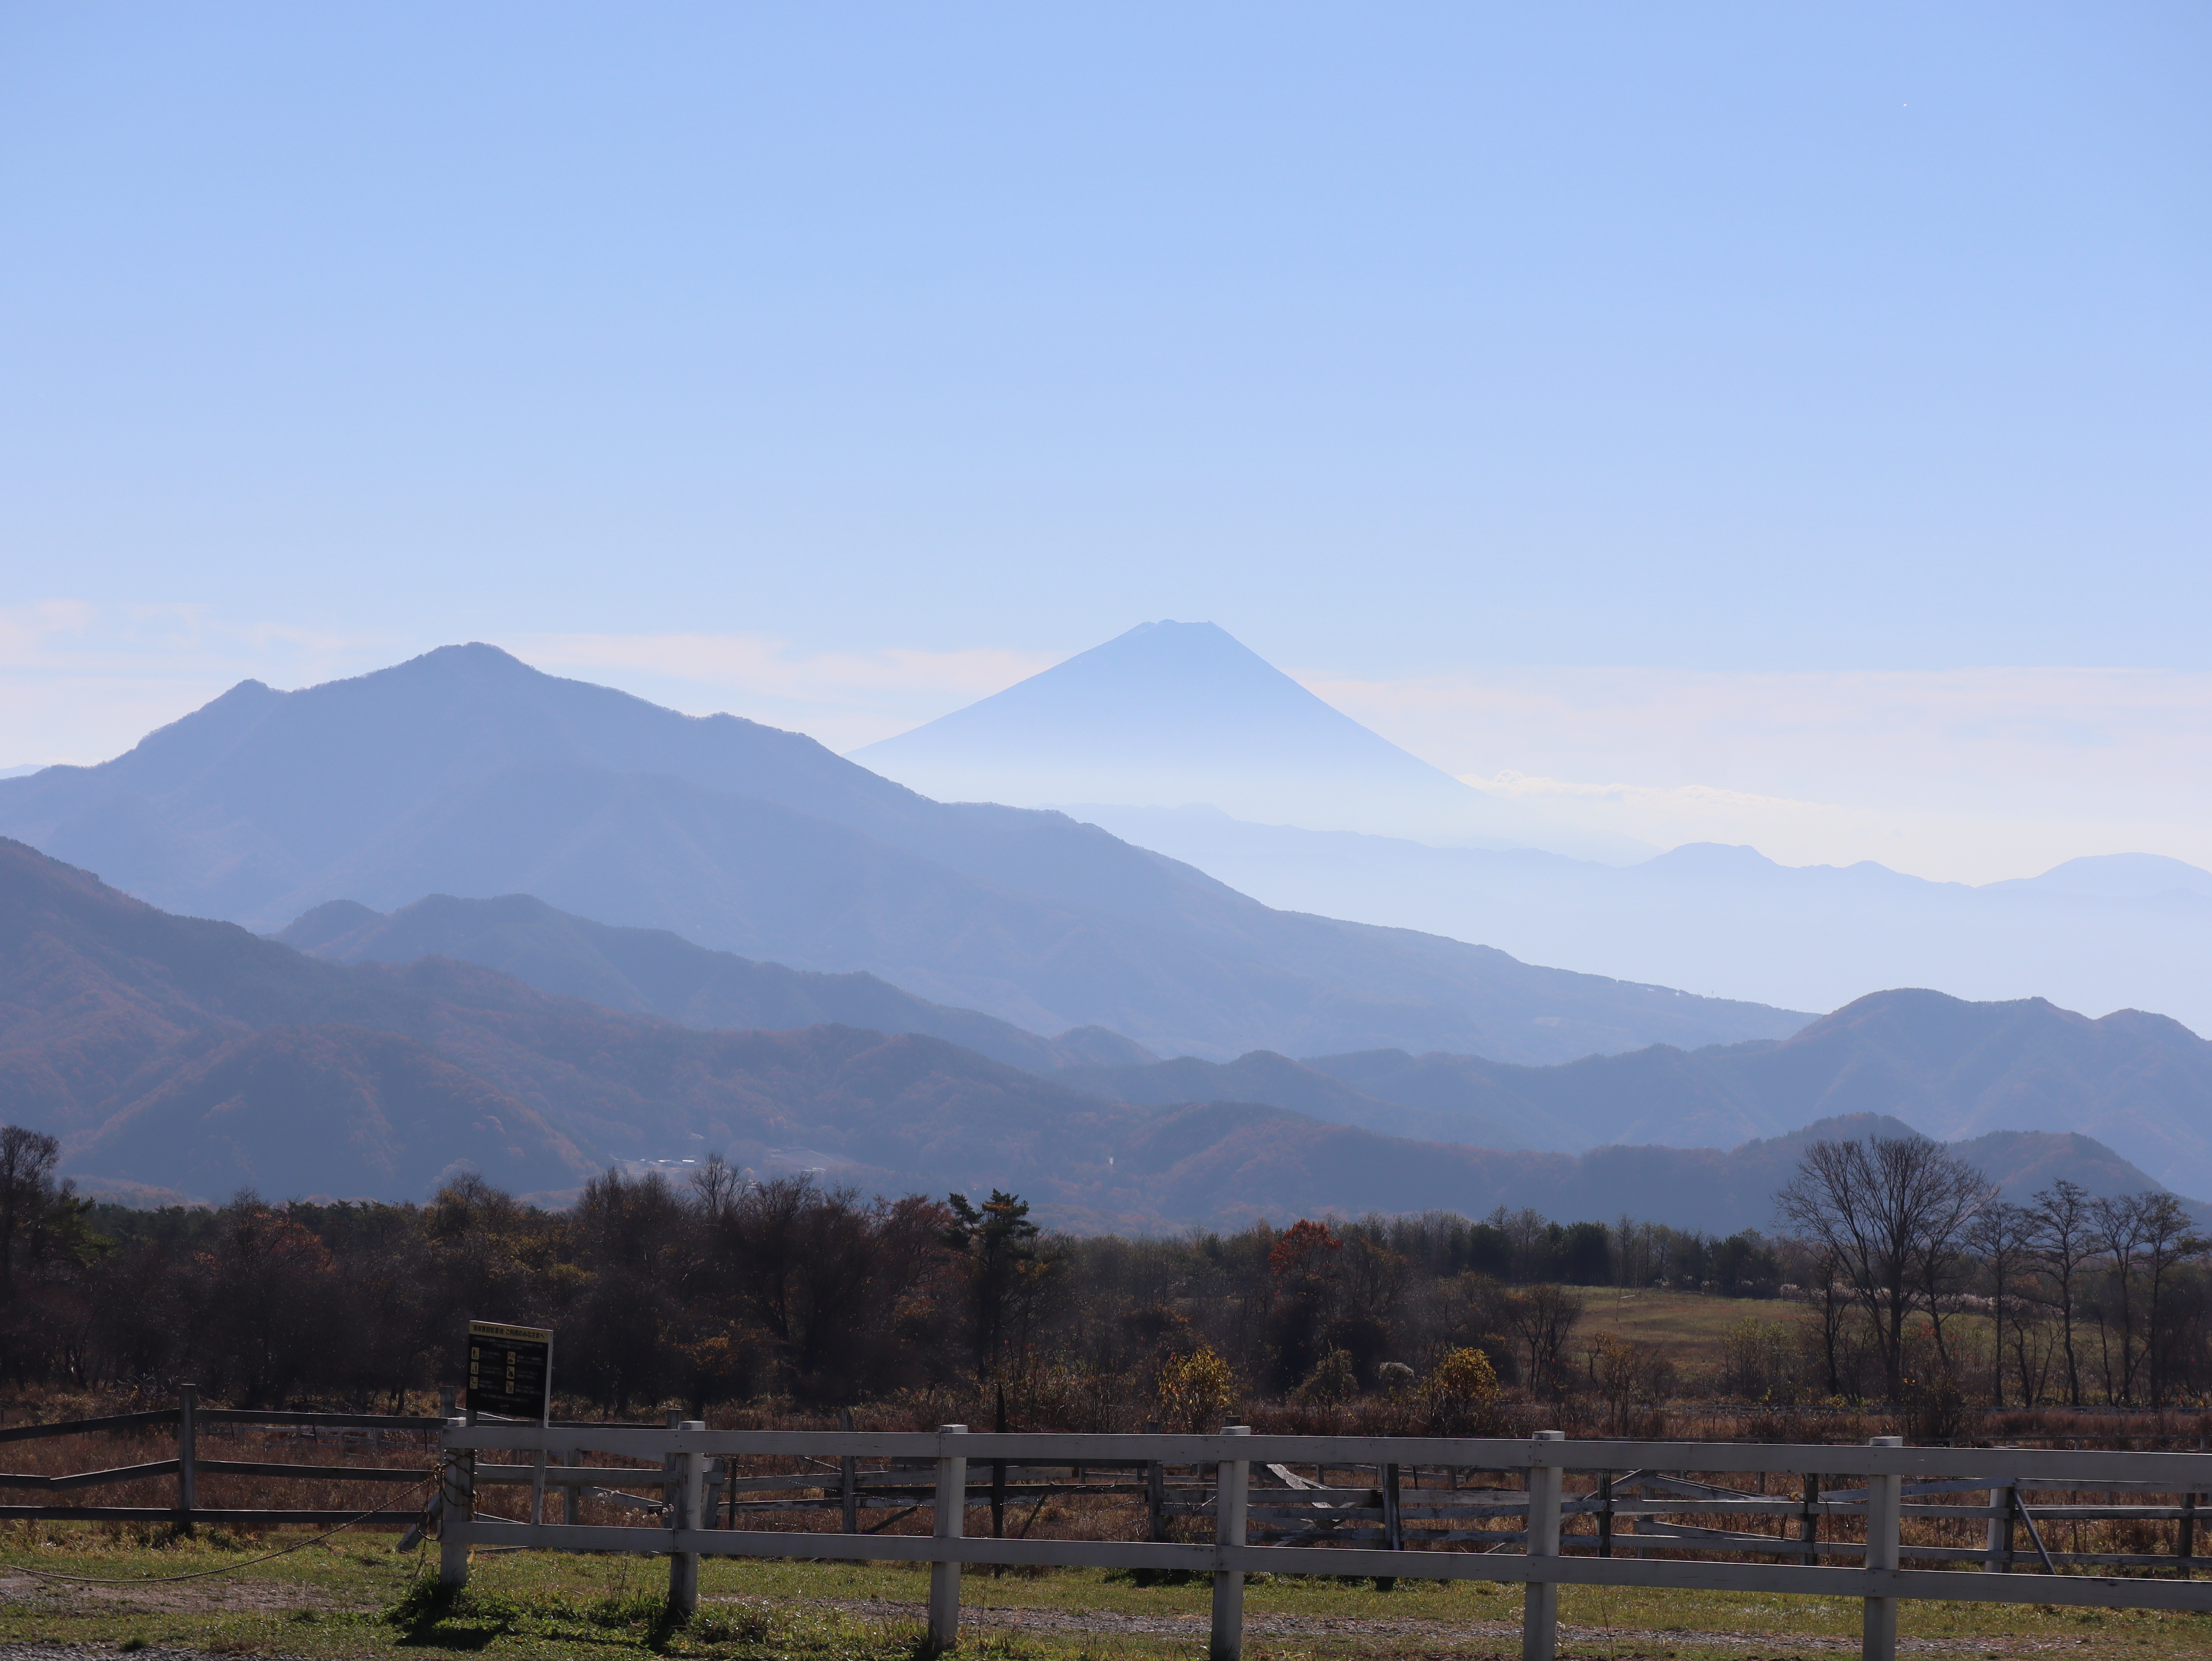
[0,1571,341,1616]
[0,1649,304,1660]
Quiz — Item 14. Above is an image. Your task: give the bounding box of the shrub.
[1421,1345,1503,1434]
[1155,1346,1236,1432]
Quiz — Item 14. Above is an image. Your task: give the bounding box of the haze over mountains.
[1,838,2189,1231]
[1053,988,2212,1199]
[854,621,1647,861]
[279,893,1156,1073]
[1079,806,2212,1036]
[847,620,2211,1035]
[2,635,2203,1230]
[0,834,1137,1209]
[0,643,1801,1063]
[263,885,2212,1198]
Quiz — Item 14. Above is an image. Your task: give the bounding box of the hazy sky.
[4,5,2207,881]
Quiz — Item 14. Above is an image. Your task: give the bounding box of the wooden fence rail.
[440,1422,2212,1661]
[0,1387,442,1527]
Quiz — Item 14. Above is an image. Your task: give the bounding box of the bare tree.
[1776,1133,1994,1401]
[1967,1201,2035,1408]
[2134,1195,2204,1408]
[1498,1283,1583,1397]
[688,1152,744,1223]
[1807,1242,1854,1398]
[2027,1181,2095,1406]
[2090,1194,2151,1404]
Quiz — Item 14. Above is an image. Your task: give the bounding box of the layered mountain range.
[268,885,2212,1197]
[3,636,2202,1230]
[1079,804,2212,1038]
[0,643,1801,1063]
[1053,992,2212,1196]
[856,617,2210,1031]
[0,837,2192,1232]
[277,893,1155,1073]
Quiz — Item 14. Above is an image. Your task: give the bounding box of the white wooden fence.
[438,1421,2212,1661]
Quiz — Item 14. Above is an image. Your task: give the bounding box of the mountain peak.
[852,622,1513,839]
[1993,852,2212,902]
[389,642,541,679]
[867,620,1375,758]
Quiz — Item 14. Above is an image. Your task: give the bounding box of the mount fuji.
[851,621,1644,859]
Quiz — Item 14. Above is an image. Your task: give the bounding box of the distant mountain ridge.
[0,836,1139,1204]
[1054,987,2212,1198]
[1071,804,2212,1037]
[276,894,1156,1073]
[1105,1105,2191,1231]
[3,840,2188,1231]
[0,642,1806,1063]
[262,882,2212,1201]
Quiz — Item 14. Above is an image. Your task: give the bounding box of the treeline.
[1,1125,2207,1422]
[0,1132,1784,1414]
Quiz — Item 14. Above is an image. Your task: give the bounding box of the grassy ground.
[1575,1291,1791,1382]
[1,1524,2210,1660]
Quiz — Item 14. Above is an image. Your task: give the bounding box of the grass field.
[1,1524,2209,1661]
[1576,1289,1780,1375]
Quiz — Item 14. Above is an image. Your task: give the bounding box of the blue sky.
[3,4,2208,879]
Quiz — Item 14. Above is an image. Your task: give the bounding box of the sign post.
[467,1320,553,1423]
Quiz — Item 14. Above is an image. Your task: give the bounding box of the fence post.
[1595,1472,1613,1558]
[2179,1490,2196,1578]
[839,1407,859,1534]
[176,1384,197,1526]
[1145,1420,1165,1542]
[1864,1436,1901,1661]
[668,1419,704,1618]
[1210,1425,1250,1661]
[1986,1482,2013,1572]
[440,1417,473,1589]
[928,1423,968,1652]
[1802,1475,1820,1565]
[1383,1460,1402,1553]
[991,1386,1008,1550]
[1524,1430,1564,1661]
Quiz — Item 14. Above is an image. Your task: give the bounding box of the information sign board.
[466,1320,553,1422]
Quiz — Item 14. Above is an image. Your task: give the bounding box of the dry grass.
[1576,1290,1782,1379]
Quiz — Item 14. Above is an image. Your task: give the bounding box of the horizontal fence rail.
[0,1387,439,1528]
[438,1424,2212,1661]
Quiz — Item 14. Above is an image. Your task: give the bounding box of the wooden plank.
[1625,1525,1989,1563]
[441,1426,2212,1489]
[1607,1497,1844,1518]
[1257,1531,1390,1545]
[0,1507,421,1526]
[196,1411,444,1431]
[454,1519,1215,1573]
[0,1411,178,1445]
[0,1460,180,1491]
[1249,1505,1382,1518]
[191,1460,432,1483]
